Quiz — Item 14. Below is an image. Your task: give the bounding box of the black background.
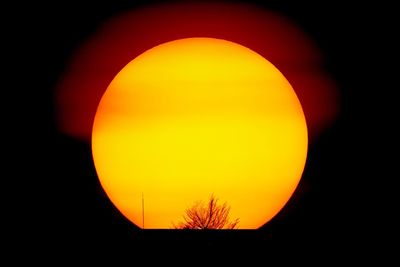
[7,0,394,263]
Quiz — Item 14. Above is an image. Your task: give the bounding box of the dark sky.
[9,0,392,263]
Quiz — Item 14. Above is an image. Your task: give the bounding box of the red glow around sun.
[55,2,339,142]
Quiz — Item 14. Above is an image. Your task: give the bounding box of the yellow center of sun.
[91,37,308,229]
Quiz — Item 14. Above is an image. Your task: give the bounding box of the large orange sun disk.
[91,38,308,229]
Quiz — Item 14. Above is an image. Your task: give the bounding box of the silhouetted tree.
[174,194,239,229]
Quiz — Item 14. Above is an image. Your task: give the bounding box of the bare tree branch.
[173,194,240,229]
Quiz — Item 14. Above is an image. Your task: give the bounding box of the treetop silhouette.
[174,194,239,229]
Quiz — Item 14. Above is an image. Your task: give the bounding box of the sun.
[91,37,308,229]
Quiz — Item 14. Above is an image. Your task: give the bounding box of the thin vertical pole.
[142,192,144,229]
